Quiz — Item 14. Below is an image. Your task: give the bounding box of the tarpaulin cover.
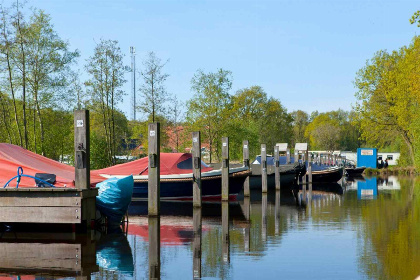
[93,153,213,176]
[0,143,103,188]
[96,175,134,223]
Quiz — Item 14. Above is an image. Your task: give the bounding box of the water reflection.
[193,207,202,279]
[1,176,420,279]
[148,217,160,280]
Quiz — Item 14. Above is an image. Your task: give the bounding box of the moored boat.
[249,155,305,189]
[345,166,366,176]
[94,153,250,201]
[308,166,344,183]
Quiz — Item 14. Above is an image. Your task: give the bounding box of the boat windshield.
[177,158,210,169]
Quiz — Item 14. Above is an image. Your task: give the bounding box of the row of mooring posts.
[147,122,317,215]
[147,123,244,215]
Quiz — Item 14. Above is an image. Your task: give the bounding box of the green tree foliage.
[410,10,420,27]
[0,2,78,158]
[187,69,232,163]
[305,110,361,151]
[354,36,420,166]
[290,110,309,146]
[305,113,341,150]
[85,39,127,166]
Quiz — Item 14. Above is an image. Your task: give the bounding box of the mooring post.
[149,216,160,280]
[193,207,202,279]
[286,149,291,164]
[243,140,250,197]
[148,122,160,216]
[274,145,280,190]
[308,152,312,184]
[222,137,229,201]
[261,144,268,193]
[74,110,90,190]
[302,152,306,197]
[192,132,201,208]
[222,201,230,263]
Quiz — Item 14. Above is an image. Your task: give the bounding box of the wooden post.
[261,144,268,193]
[262,193,268,241]
[222,201,230,263]
[149,216,160,280]
[192,132,201,207]
[74,110,90,190]
[221,137,229,201]
[274,145,280,190]
[193,207,202,279]
[286,149,291,164]
[148,123,160,216]
[294,151,298,164]
[243,140,250,197]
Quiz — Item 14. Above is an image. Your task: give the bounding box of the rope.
[3,167,56,188]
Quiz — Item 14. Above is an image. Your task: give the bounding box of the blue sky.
[10,0,420,119]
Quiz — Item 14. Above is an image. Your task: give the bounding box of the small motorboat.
[345,166,366,176]
[94,153,250,201]
[307,165,344,184]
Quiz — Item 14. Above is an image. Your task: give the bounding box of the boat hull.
[309,167,344,183]
[345,167,366,176]
[131,170,249,201]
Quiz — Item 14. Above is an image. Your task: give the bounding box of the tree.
[291,110,309,146]
[138,51,169,122]
[410,10,420,27]
[305,113,341,151]
[25,9,79,155]
[85,39,127,166]
[168,95,184,152]
[353,41,418,165]
[187,69,232,163]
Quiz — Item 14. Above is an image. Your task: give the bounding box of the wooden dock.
[0,110,97,231]
[0,188,97,226]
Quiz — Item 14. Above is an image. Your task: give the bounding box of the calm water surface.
[1,175,419,280]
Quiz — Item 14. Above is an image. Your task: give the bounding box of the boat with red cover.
[0,143,103,188]
[93,153,250,201]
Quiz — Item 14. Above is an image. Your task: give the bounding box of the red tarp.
[93,153,213,176]
[0,143,103,188]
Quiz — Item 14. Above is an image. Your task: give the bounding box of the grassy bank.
[364,166,418,176]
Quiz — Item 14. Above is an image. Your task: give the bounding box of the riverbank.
[364,166,418,176]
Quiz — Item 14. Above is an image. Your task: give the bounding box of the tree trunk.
[5,47,22,146]
[16,11,28,149]
[401,130,415,165]
[0,93,13,143]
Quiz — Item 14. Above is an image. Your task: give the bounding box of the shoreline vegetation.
[364,167,418,176]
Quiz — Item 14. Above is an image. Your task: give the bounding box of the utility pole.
[130,46,136,121]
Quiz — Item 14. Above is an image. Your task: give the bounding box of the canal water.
[0,175,419,279]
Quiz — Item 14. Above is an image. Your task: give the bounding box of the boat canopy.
[0,143,103,188]
[93,153,213,176]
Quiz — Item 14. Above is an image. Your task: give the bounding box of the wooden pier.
[0,110,97,231]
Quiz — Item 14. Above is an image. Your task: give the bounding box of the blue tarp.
[96,175,134,223]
